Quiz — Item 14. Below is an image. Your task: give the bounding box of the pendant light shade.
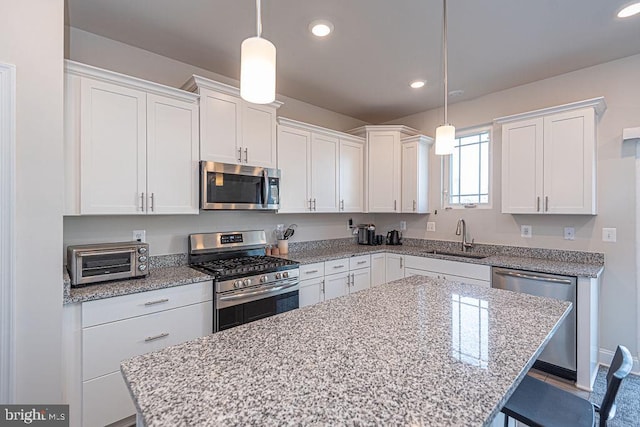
[240,0,276,104]
[435,0,455,155]
[435,124,455,155]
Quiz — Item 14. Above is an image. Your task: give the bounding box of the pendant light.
[240,0,276,104]
[435,0,455,155]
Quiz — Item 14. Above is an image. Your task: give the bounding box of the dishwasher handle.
[494,269,573,285]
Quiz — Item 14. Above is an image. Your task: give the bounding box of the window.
[444,127,491,208]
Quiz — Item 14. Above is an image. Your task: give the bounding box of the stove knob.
[260,275,268,283]
[243,278,252,287]
[283,271,289,278]
[138,264,147,271]
[234,280,243,289]
[275,272,282,280]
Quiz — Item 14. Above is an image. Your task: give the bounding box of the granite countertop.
[121,275,571,426]
[280,244,604,278]
[63,266,213,304]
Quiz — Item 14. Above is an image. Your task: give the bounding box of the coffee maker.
[356,224,376,245]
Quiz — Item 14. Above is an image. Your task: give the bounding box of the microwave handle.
[262,169,269,206]
[76,248,136,257]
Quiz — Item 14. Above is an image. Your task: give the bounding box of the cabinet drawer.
[82,301,212,381]
[349,255,371,270]
[82,280,213,327]
[299,262,324,280]
[404,256,490,281]
[325,258,349,274]
[83,371,135,427]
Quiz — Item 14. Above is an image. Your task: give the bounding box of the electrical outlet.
[564,227,575,240]
[602,228,617,242]
[426,222,436,232]
[133,229,146,243]
[521,225,532,238]
[400,221,407,231]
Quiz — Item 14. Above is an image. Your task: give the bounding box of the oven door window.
[206,172,263,205]
[216,291,299,332]
[81,253,132,277]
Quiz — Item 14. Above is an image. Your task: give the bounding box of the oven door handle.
[219,281,298,302]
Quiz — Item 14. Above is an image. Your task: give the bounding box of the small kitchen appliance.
[200,161,281,211]
[66,241,149,286]
[356,224,376,245]
[188,230,299,332]
[386,230,402,245]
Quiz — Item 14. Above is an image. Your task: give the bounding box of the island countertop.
[121,276,571,426]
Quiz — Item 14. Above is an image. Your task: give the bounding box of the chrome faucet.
[455,218,474,252]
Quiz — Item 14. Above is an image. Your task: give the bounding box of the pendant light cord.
[443,0,448,125]
[256,0,262,38]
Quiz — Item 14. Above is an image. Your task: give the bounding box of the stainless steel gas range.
[188,230,300,332]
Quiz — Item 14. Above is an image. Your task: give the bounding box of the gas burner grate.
[196,256,297,277]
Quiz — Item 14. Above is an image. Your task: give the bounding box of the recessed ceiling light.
[410,80,426,89]
[309,20,334,37]
[618,2,640,18]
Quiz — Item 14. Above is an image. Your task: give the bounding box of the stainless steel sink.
[423,249,488,260]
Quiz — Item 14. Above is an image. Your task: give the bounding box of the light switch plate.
[602,228,617,242]
[564,227,575,240]
[426,222,436,232]
[400,221,407,231]
[521,225,532,238]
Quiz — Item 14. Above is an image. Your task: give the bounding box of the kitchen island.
[121,275,571,426]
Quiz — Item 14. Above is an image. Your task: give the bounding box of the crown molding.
[494,97,606,124]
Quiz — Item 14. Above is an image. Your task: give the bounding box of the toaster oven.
[66,241,149,286]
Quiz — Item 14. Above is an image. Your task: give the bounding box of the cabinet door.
[80,78,146,214]
[404,268,439,279]
[147,94,199,214]
[199,88,241,164]
[83,371,135,427]
[401,140,429,213]
[339,139,364,212]
[311,133,340,212]
[385,254,405,282]
[277,125,311,213]
[501,118,544,213]
[543,108,596,214]
[242,102,277,168]
[324,272,349,301]
[299,277,324,308]
[371,253,386,286]
[350,269,371,294]
[368,132,401,212]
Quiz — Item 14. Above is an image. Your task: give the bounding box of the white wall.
[379,54,640,357]
[0,0,64,402]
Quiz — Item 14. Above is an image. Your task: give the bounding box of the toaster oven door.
[74,249,136,285]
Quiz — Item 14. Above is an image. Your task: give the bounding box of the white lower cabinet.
[404,256,491,288]
[385,253,405,282]
[64,281,213,427]
[371,253,386,286]
[301,256,371,306]
[299,263,326,308]
[351,268,371,293]
[325,271,350,301]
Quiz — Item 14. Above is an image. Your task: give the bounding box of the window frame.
[442,125,493,210]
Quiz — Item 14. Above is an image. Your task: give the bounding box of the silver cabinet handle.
[357,261,367,265]
[144,332,169,342]
[545,196,549,212]
[144,298,169,306]
[140,192,145,211]
[150,193,155,212]
[340,199,344,211]
[321,279,325,294]
[305,269,319,274]
[244,148,248,163]
[537,196,540,212]
[308,199,312,211]
[333,265,345,269]
[400,257,404,268]
[494,269,573,284]
[313,198,317,211]
[350,273,354,287]
[394,200,397,211]
[238,147,242,163]
[413,200,416,211]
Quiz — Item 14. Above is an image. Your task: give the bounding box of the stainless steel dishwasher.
[492,267,576,380]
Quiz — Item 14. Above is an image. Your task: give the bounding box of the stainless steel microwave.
[200,161,281,210]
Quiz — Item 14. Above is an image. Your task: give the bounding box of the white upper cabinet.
[277,117,364,213]
[339,136,364,212]
[497,97,605,215]
[183,76,281,168]
[64,61,200,215]
[350,125,429,213]
[401,135,432,213]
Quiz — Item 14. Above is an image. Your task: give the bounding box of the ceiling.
[65,0,640,123]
